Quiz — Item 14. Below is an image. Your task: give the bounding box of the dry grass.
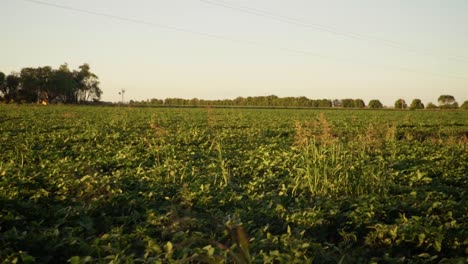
[149,121,168,137]
[294,113,336,147]
[61,112,76,119]
[356,122,397,150]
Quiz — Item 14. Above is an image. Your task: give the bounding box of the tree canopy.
[0,72,20,102]
[0,64,102,104]
[368,99,383,109]
[426,102,438,109]
[337,99,366,108]
[0,72,5,91]
[409,99,425,110]
[394,99,407,109]
[438,95,455,105]
[438,95,458,109]
[460,101,468,110]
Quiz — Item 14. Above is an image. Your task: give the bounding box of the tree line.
[0,64,102,104]
[2,65,466,110]
[133,96,359,108]
[131,95,468,110]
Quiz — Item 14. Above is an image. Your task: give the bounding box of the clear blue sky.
[2,0,468,105]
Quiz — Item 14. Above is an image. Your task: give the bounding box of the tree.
[318,99,332,108]
[461,101,468,110]
[36,66,55,102]
[74,63,102,102]
[53,64,79,103]
[149,98,164,105]
[266,95,279,106]
[190,98,200,106]
[341,99,355,108]
[438,95,455,105]
[3,64,101,104]
[426,102,438,109]
[332,99,341,107]
[409,99,424,110]
[438,95,458,109]
[368,99,383,109]
[19,67,41,103]
[233,97,245,106]
[4,73,20,102]
[18,64,77,103]
[0,72,5,85]
[354,99,366,108]
[0,72,5,101]
[394,99,407,109]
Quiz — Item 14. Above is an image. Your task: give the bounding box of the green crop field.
[0,105,467,263]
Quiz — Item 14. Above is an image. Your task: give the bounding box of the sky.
[1,0,468,106]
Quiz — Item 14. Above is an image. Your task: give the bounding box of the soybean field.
[0,105,467,263]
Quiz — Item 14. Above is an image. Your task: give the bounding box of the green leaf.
[68,256,80,264]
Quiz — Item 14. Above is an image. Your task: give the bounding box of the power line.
[21,0,468,81]
[198,0,468,63]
